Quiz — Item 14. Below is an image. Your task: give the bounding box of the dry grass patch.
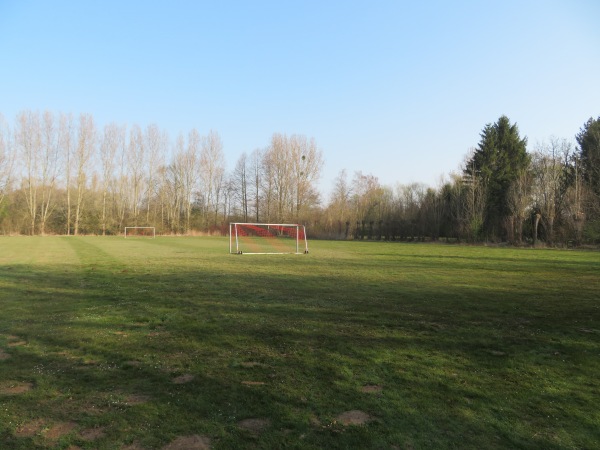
[238,418,271,434]
[43,421,77,441]
[241,380,266,386]
[121,442,146,450]
[126,393,151,405]
[162,434,211,449]
[79,426,106,441]
[14,418,46,437]
[0,381,33,395]
[172,374,195,384]
[361,384,383,393]
[335,410,374,426]
[240,361,265,368]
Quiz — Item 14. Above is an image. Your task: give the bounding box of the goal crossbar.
[229,223,308,254]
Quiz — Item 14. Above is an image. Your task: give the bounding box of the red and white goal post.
[229,223,309,254]
[124,227,156,238]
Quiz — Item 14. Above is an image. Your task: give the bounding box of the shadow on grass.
[0,261,599,449]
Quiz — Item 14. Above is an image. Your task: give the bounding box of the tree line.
[0,111,598,245]
[0,111,324,236]
[322,115,600,245]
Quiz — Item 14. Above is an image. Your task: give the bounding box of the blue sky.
[1,1,599,199]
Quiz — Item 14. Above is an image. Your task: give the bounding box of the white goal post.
[229,223,309,254]
[124,227,156,238]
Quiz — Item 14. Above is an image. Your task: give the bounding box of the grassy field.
[0,237,598,449]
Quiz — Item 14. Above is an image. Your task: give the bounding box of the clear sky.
[1,0,599,199]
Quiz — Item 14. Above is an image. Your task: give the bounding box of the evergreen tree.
[466,115,530,240]
[576,116,600,199]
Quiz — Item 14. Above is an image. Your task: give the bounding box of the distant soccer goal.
[229,223,309,254]
[124,227,156,238]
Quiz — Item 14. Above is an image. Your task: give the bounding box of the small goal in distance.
[124,227,156,238]
[229,223,309,254]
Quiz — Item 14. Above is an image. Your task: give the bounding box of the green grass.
[0,237,599,449]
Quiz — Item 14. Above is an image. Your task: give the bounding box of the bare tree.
[15,111,42,234]
[58,113,75,234]
[507,168,532,244]
[290,134,323,221]
[184,130,201,232]
[327,169,352,237]
[461,152,487,241]
[127,124,145,223]
[73,114,96,235]
[163,160,184,233]
[396,182,427,239]
[114,126,130,231]
[350,172,384,238]
[249,148,263,222]
[144,124,167,225]
[170,131,201,233]
[532,138,572,245]
[231,152,249,220]
[99,123,125,235]
[200,130,225,227]
[220,173,235,225]
[37,111,61,235]
[263,133,293,222]
[0,114,14,210]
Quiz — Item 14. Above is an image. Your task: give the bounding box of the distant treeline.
[0,112,598,246]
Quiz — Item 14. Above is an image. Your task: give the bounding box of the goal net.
[124,227,156,238]
[229,223,309,254]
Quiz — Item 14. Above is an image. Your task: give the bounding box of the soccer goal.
[124,227,156,238]
[229,223,309,254]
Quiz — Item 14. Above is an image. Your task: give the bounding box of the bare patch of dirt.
[335,410,373,426]
[14,418,46,437]
[238,418,270,434]
[126,394,151,405]
[79,426,106,441]
[0,381,33,395]
[361,385,383,393]
[162,435,211,449]
[114,331,129,337]
[43,421,77,441]
[172,374,195,384]
[240,361,264,368]
[121,442,146,450]
[7,340,27,347]
[241,381,266,386]
[0,349,11,360]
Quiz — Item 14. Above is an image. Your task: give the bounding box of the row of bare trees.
[229,134,323,224]
[0,111,324,235]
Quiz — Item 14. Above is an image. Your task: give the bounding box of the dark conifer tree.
[466,115,530,240]
[576,117,600,199]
